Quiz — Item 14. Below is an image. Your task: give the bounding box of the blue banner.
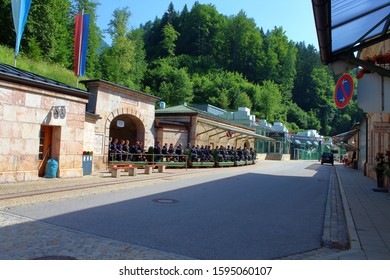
[11,0,32,56]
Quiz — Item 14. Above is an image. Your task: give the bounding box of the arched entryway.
[109,114,145,146]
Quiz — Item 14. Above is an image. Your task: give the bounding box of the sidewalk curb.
[321,168,348,250]
[334,166,362,251]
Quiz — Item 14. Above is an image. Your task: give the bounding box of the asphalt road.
[5,161,331,259]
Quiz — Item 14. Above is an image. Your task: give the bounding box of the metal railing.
[109,152,189,169]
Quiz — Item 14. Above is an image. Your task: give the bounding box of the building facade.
[81,80,160,169]
[0,63,91,182]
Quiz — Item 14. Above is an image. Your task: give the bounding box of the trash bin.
[44,158,58,178]
[82,151,93,175]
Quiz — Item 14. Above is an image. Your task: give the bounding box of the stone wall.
[366,112,390,180]
[0,81,88,183]
[82,81,159,169]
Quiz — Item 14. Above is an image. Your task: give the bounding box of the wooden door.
[38,126,52,177]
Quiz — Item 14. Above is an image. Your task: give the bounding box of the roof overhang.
[332,129,358,142]
[197,119,276,142]
[312,0,390,77]
[332,129,359,151]
[81,79,161,102]
[0,63,91,99]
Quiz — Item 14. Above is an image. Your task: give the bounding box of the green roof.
[156,104,276,142]
[156,104,253,131]
[156,104,197,114]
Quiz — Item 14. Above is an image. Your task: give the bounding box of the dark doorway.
[109,114,145,146]
[38,125,52,177]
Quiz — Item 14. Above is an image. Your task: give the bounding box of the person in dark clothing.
[123,139,130,161]
[168,143,175,154]
[190,145,198,162]
[154,141,162,162]
[175,143,184,162]
[116,139,125,161]
[237,146,243,161]
[109,138,119,162]
[133,141,143,161]
[162,143,168,154]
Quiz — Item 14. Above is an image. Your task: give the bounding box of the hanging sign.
[334,74,354,108]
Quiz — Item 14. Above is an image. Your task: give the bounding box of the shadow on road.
[1,165,332,260]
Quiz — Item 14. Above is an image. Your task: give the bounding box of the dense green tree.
[308,67,336,135]
[234,92,252,110]
[0,0,15,49]
[261,27,297,101]
[161,23,179,57]
[177,2,225,57]
[191,69,262,111]
[127,28,148,89]
[286,101,308,129]
[144,58,193,105]
[0,1,363,137]
[222,11,265,83]
[100,7,144,89]
[209,88,229,109]
[20,0,73,65]
[256,80,282,122]
[142,17,163,60]
[161,2,180,27]
[292,42,322,111]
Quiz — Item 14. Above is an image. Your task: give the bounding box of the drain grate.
[152,198,178,204]
[33,255,77,260]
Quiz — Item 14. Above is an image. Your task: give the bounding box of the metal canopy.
[312,0,390,74]
[332,0,390,53]
[332,129,358,151]
[332,129,358,142]
[197,120,276,142]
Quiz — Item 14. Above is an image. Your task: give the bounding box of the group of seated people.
[109,137,256,163]
[109,138,146,162]
[213,145,256,162]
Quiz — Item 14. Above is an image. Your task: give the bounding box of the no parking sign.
[334,74,354,108]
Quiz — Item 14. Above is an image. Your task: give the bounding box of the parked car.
[321,152,334,165]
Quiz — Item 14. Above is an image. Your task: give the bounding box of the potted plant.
[374,151,390,189]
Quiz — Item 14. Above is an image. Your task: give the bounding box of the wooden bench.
[108,163,133,171]
[109,164,138,178]
[144,163,167,174]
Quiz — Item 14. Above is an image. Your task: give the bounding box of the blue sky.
[95,0,318,49]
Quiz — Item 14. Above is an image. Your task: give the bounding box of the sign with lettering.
[373,122,390,133]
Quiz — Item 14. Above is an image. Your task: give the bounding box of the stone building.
[0,64,160,183]
[0,63,92,182]
[80,80,160,169]
[313,0,390,182]
[155,104,274,149]
[0,63,276,184]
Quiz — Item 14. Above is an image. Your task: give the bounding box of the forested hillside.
[0,0,363,135]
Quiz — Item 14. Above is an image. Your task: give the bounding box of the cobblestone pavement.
[0,211,192,260]
[1,161,383,260]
